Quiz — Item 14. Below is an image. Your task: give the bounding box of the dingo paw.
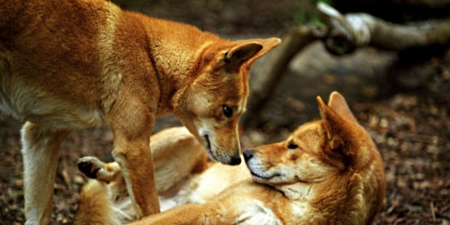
[78,156,103,179]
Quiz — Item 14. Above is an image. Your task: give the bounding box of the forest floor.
[1,94,449,224]
[1,1,449,224]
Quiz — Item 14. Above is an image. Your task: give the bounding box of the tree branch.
[242,26,323,128]
[318,2,450,55]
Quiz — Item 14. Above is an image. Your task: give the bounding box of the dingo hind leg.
[78,156,122,183]
[76,158,130,225]
[74,179,122,225]
[21,122,71,225]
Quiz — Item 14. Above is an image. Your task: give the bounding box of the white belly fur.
[0,77,103,129]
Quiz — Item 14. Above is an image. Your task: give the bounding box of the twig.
[431,201,436,222]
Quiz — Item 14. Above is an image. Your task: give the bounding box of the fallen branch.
[242,26,323,127]
[318,2,450,55]
[242,2,450,129]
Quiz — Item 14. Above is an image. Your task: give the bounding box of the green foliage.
[294,0,332,27]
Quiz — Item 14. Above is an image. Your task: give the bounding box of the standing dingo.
[0,0,280,223]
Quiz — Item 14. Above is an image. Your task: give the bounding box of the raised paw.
[77,156,104,179]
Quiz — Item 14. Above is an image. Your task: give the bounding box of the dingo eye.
[288,142,298,149]
[223,105,233,118]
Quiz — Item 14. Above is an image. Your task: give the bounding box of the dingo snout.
[198,121,242,165]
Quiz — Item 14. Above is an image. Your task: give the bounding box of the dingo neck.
[139,15,222,115]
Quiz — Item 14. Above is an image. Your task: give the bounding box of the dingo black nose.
[243,149,253,161]
[230,157,241,165]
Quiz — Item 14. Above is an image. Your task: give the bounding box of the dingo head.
[243,92,385,211]
[177,38,280,165]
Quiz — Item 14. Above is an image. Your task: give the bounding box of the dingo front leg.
[21,122,71,225]
[112,136,160,218]
[109,104,160,218]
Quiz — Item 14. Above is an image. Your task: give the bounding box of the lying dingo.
[0,0,280,223]
[75,92,386,224]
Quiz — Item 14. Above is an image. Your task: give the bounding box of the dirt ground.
[1,1,449,224]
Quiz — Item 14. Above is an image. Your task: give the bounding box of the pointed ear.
[317,95,349,153]
[223,42,263,72]
[222,38,281,72]
[327,91,357,123]
[243,38,281,65]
